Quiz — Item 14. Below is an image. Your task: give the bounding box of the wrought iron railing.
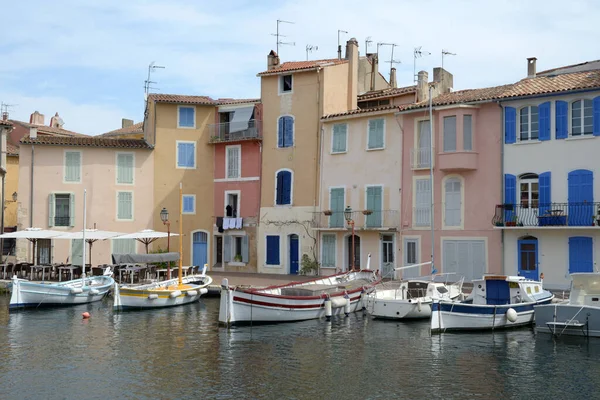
[208,119,261,143]
[410,148,431,169]
[313,210,400,229]
[492,202,600,227]
[54,217,70,227]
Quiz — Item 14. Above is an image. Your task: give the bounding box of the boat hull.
[534,304,600,337]
[431,297,554,333]
[113,275,212,311]
[364,290,433,319]
[9,276,114,310]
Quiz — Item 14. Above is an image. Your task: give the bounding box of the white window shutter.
[48,193,55,227]
[69,194,75,226]
[242,236,249,263]
[223,236,231,262]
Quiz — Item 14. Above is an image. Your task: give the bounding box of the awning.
[229,106,254,133]
[112,252,180,264]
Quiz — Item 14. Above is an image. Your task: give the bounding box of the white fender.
[148,294,158,300]
[506,308,518,323]
[331,297,348,308]
[199,288,208,295]
[89,289,100,296]
[324,299,332,320]
[169,290,182,298]
[70,288,83,294]
[186,290,198,297]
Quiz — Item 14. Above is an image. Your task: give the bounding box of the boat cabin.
[470,275,544,305]
[570,273,600,306]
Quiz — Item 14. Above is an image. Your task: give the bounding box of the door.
[568,169,594,226]
[486,279,510,305]
[569,236,594,273]
[403,238,420,279]
[381,234,394,278]
[193,231,208,268]
[289,234,299,274]
[215,236,223,267]
[518,237,538,280]
[37,239,52,264]
[347,234,361,270]
[442,240,486,282]
[444,178,462,227]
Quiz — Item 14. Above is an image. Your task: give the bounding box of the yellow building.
[4,144,19,228]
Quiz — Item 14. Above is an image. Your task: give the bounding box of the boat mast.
[82,189,87,283]
[428,86,436,276]
[178,182,183,287]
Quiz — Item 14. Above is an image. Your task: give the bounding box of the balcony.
[313,210,400,231]
[410,148,432,170]
[208,119,261,144]
[492,202,600,228]
[438,151,478,171]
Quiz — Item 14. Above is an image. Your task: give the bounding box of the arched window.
[519,106,538,141]
[519,173,538,208]
[275,170,292,205]
[278,116,294,148]
[571,99,593,136]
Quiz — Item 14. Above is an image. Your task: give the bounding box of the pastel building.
[495,58,600,289]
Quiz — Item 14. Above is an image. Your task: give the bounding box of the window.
[225,192,239,217]
[444,178,462,227]
[366,186,383,228]
[382,234,394,264]
[178,106,195,128]
[321,234,336,268]
[224,235,248,264]
[277,116,294,148]
[234,237,243,261]
[332,124,347,153]
[117,191,133,220]
[266,235,280,265]
[48,193,74,227]
[176,141,196,169]
[329,188,345,228]
[280,75,293,93]
[275,170,292,205]
[112,238,137,254]
[519,173,539,208]
[416,120,431,168]
[415,178,431,226]
[519,106,539,141]
[183,195,195,214]
[463,115,473,151]
[64,151,81,183]
[402,237,420,279]
[571,99,593,136]
[226,145,241,179]
[116,153,134,184]
[443,116,457,152]
[367,118,385,150]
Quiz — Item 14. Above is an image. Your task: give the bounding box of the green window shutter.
[112,239,136,254]
[366,186,383,227]
[48,193,55,227]
[69,194,75,226]
[71,239,83,266]
[223,236,231,262]
[117,192,133,220]
[332,124,347,153]
[117,154,133,184]
[65,152,81,182]
[322,234,336,267]
[368,119,384,149]
[329,188,345,228]
[242,236,249,263]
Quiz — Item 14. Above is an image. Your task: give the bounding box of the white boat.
[219,270,381,326]
[535,272,600,338]
[9,274,114,310]
[431,275,554,333]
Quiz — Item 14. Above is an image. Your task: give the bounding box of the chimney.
[416,71,429,103]
[527,57,537,78]
[2,111,7,121]
[29,127,37,139]
[370,53,379,91]
[433,67,454,94]
[122,118,134,128]
[389,67,397,89]
[267,50,280,70]
[29,111,45,126]
[338,45,342,60]
[346,38,359,110]
[49,112,64,128]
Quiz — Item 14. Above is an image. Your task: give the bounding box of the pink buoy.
[82,312,91,319]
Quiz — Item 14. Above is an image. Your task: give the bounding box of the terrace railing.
[492,202,600,227]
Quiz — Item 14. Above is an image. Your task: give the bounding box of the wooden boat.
[535,273,600,338]
[9,274,114,310]
[431,275,554,333]
[219,269,380,326]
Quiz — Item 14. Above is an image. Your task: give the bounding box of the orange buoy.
[82,312,91,319]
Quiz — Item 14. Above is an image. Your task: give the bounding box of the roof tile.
[9,120,87,137]
[20,135,151,149]
[147,93,215,105]
[358,85,416,101]
[6,143,18,156]
[257,58,348,76]
[100,122,143,137]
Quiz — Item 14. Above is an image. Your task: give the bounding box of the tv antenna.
[306,44,318,61]
[384,43,401,72]
[365,37,373,54]
[441,49,456,71]
[337,30,348,59]
[144,61,165,102]
[414,46,431,82]
[0,102,16,121]
[271,19,295,55]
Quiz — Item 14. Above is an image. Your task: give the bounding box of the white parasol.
[114,229,179,253]
[0,228,65,264]
[54,229,125,266]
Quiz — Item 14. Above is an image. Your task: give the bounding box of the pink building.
[209,101,261,271]
[397,84,504,281]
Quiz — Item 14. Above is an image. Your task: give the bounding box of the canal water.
[1,295,599,400]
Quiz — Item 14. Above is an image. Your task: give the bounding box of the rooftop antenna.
[414,46,431,83]
[377,42,395,77]
[0,102,16,121]
[441,49,456,86]
[306,44,318,61]
[365,37,373,54]
[144,61,165,102]
[271,19,295,56]
[384,43,401,74]
[337,30,348,59]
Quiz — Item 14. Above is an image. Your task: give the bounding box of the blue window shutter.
[556,100,568,139]
[276,172,283,205]
[277,117,284,147]
[504,174,516,221]
[284,116,293,147]
[266,236,280,265]
[281,171,291,204]
[593,96,600,136]
[539,172,551,216]
[569,237,594,273]
[538,102,551,141]
[504,107,516,144]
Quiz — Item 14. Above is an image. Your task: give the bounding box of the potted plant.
[300,254,319,276]
[494,221,504,227]
[506,216,517,227]
[362,210,373,215]
[323,210,333,216]
[233,254,243,262]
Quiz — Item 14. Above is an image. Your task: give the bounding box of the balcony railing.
[313,210,400,230]
[492,202,600,227]
[208,119,261,143]
[410,148,431,169]
[54,217,70,227]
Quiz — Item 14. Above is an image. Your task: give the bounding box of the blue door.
[193,232,208,268]
[568,169,594,226]
[289,234,299,274]
[569,237,594,273]
[486,279,511,305]
[518,237,539,280]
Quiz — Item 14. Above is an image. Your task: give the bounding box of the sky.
[1,0,599,135]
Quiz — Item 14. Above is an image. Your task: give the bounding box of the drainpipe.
[314,66,323,267]
[498,101,505,276]
[30,143,34,229]
[1,172,5,264]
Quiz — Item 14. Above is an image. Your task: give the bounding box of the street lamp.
[160,207,171,279]
[344,206,356,271]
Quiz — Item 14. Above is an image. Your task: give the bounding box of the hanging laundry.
[235,218,243,229]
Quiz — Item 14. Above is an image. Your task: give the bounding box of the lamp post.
[160,207,171,279]
[344,206,356,271]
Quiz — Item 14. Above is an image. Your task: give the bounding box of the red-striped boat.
[219,270,380,325]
